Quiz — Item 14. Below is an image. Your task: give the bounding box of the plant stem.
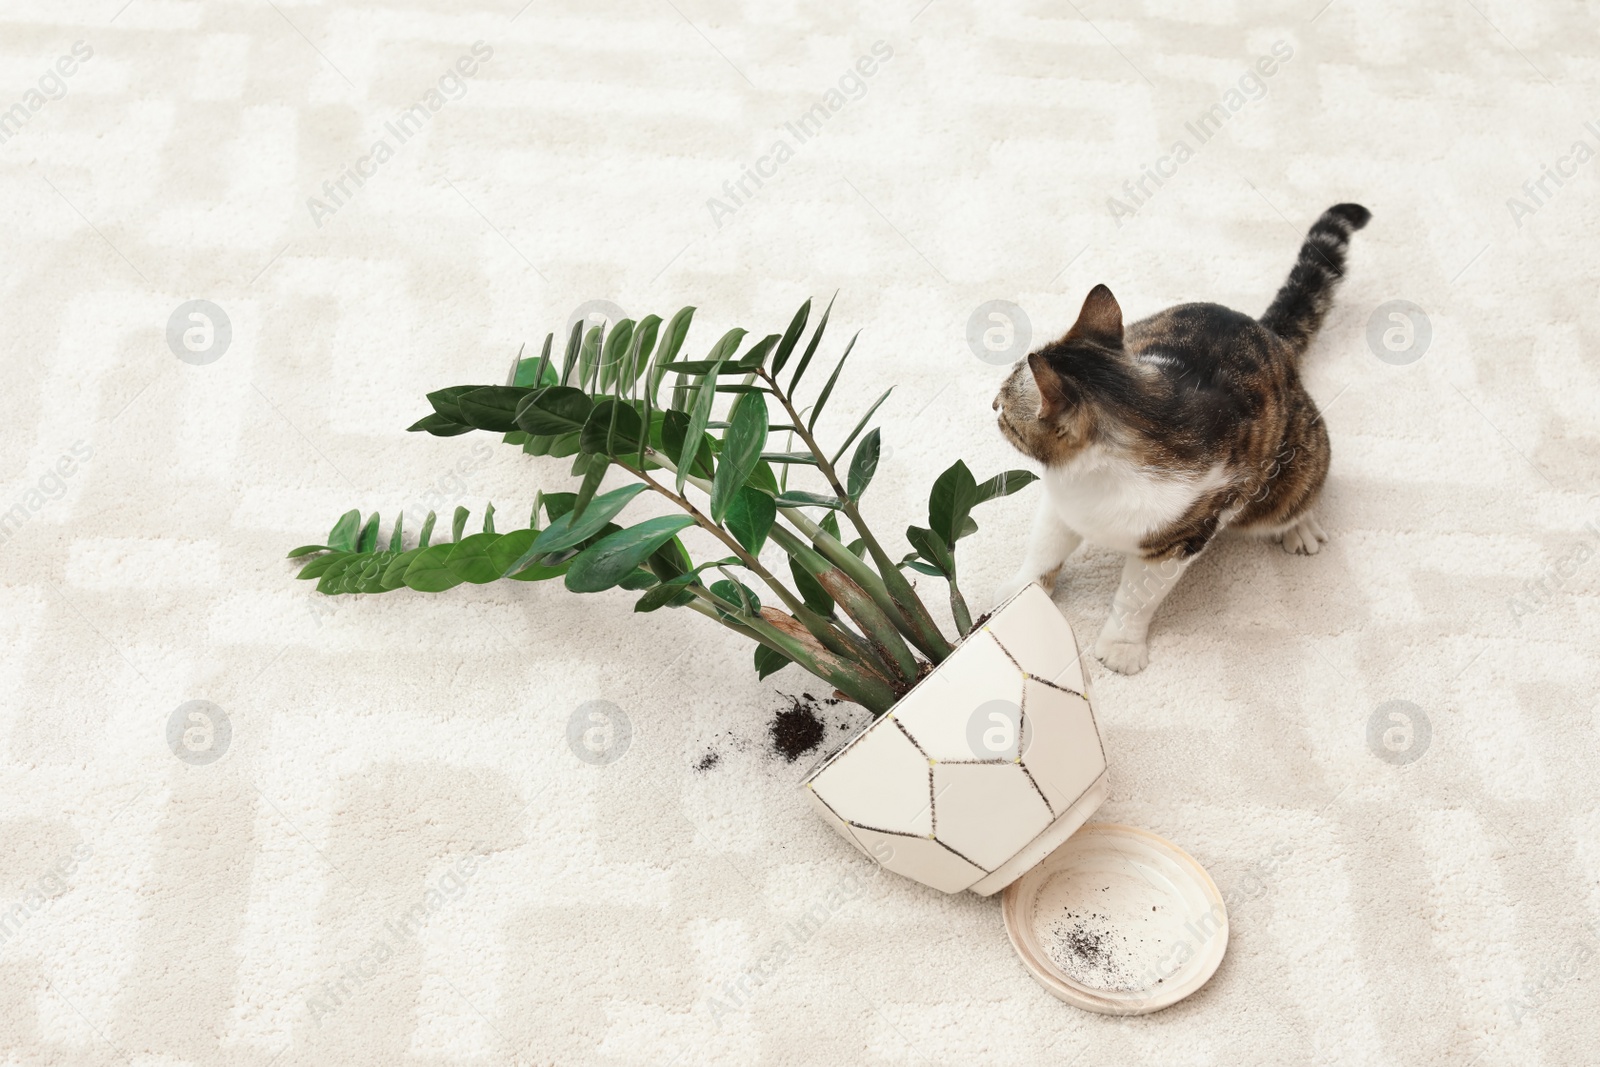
[684,594,894,713]
[947,574,974,637]
[616,455,896,682]
[768,524,919,684]
[759,368,954,661]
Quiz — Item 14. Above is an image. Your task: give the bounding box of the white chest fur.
[1041,450,1229,554]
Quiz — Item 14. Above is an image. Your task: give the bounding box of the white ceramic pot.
[802,583,1109,895]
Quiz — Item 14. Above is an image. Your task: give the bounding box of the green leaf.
[356,512,380,553]
[598,319,636,391]
[646,536,694,583]
[906,524,954,577]
[903,558,943,577]
[759,451,817,465]
[677,354,727,495]
[659,410,713,480]
[788,291,835,391]
[747,459,779,496]
[576,324,603,389]
[456,387,533,433]
[618,567,658,591]
[973,469,1041,505]
[482,503,496,535]
[350,553,392,594]
[928,459,979,548]
[565,515,698,593]
[559,320,584,383]
[737,333,780,370]
[725,485,776,555]
[515,386,593,436]
[754,644,790,679]
[451,506,469,543]
[446,532,502,583]
[381,547,423,589]
[327,510,361,552]
[388,512,404,552]
[524,430,583,458]
[426,386,477,423]
[404,543,466,592]
[524,483,647,559]
[407,412,473,437]
[709,391,769,522]
[772,490,843,509]
[770,298,811,377]
[658,360,757,376]
[634,571,700,612]
[710,576,761,616]
[486,528,537,574]
[830,387,894,466]
[847,428,880,500]
[317,555,359,594]
[297,551,348,580]
[512,336,559,387]
[418,510,438,547]
[629,315,663,387]
[580,398,645,456]
[706,327,748,364]
[540,493,578,523]
[651,306,696,399]
[570,455,609,522]
[789,556,835,615]
[806,330,859,433]
[286,544,326,558]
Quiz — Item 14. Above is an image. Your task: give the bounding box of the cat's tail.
[1260,203,1371,359]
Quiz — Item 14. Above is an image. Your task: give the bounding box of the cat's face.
[993,356,1088,465]
[993,285,1124,467]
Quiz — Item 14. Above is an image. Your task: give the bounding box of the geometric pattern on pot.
[845,824,986,894]
[808,589,1104,893]
[930,761,1053,871]
[1018,677,1105,815]
[892,631,1023,761]
[804,717,932,837]
[984,595,1087,695]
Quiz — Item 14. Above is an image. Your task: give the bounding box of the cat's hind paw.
[1276,513,1327,556]
[1093,632,1150,675]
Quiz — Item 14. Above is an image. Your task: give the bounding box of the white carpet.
[4,1,1599,1064]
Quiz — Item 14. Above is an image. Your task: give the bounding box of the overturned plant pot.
[803,583,1108,895]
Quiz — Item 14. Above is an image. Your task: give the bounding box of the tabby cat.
[992,203,1370,674]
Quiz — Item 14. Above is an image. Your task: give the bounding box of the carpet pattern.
[3,0,1598,1064]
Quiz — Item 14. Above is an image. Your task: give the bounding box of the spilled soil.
[769,692,840,762]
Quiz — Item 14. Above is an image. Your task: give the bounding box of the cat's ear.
[1063,283,1123,348]
[1027,352,1075,420]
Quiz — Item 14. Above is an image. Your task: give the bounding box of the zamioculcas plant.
[287,298,1037,715]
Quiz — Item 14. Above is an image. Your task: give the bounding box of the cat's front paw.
[1093,632,1150,675]
[1276,513,1328,555]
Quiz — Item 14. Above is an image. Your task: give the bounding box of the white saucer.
[1001,823,1227,1015]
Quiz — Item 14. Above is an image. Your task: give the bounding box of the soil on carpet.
[768,692,840,763]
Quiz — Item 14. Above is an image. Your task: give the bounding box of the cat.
[991,202,1370,674]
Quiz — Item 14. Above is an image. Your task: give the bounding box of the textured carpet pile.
[3,1,1598,1064]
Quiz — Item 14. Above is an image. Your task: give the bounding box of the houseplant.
[287,298,1108,893]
